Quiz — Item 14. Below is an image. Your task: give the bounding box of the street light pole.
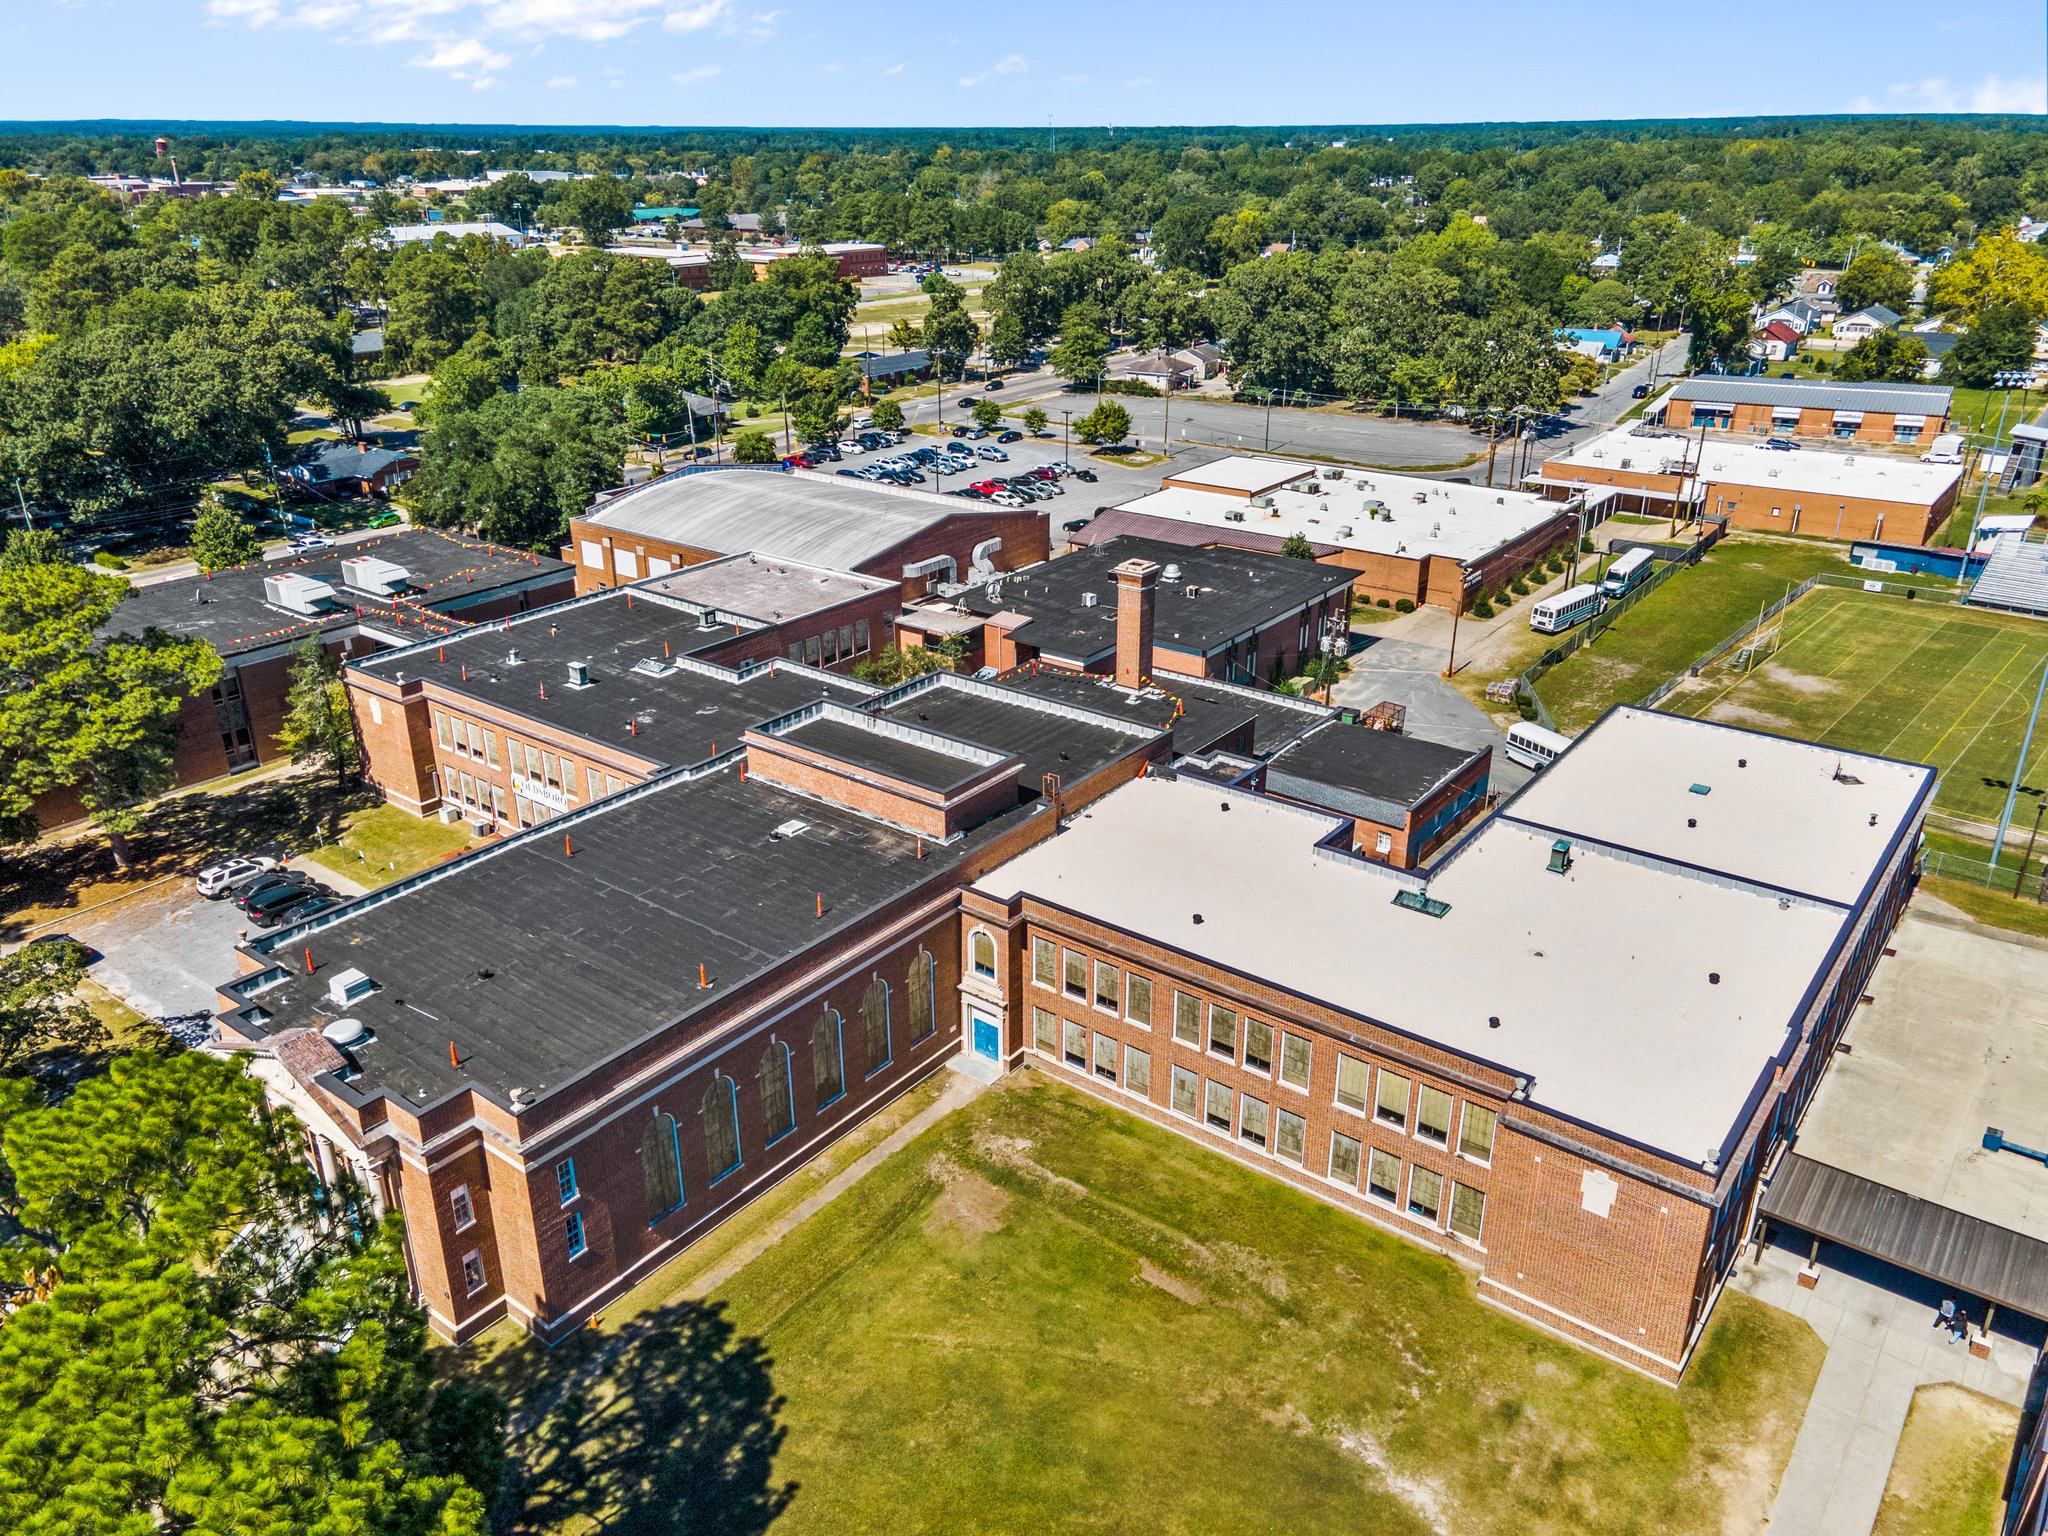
[1966,379,2023,555]
[1993,658,2048,867]
[1061,408,1072,464]
[2016,799,2047,897]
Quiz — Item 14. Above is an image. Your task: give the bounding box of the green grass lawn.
[303,801,476,886]
[1872,1384,2015,1536]
[467,1075,1823,1536]
[1661,587,2048,825]
[1533,536,1851,731]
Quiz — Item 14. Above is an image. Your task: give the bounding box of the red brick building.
[31,529,572,832]
[565,466,1049,602]
[1656,377,1952,445]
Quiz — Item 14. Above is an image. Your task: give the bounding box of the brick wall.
[1666,400,1950,444]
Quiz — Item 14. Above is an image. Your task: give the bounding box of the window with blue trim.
[862,976,892,1076]
[555,1157,578,1206]
[762,1042,795,1144]
[703,1076,742,1183]
[564,1210,587,1259]
[640,1109,684,1221]
[813,1008,846,1109]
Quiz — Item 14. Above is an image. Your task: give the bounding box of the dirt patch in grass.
[1705,701,1798,732]
[1873,1383,2016,1536]
[1339,1426,1454,1536]
[1757,662,1840,695]
[922,1156,1011,1241]
[1137,1257,1207,1305]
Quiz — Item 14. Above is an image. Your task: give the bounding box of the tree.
[0,939,102,1081]
[1048,303,1111,387]
[0,1051,501,1533]
[277,636,360,789]
[1835,330,1931,383]
[1836,251,1913,318]
[971,397,1002,430]
[731,427,778,463]
[1208,252,1333,394]
[0,529,60,570]
[1280,533,1318,559]
[401,387,625,551]
[190,492,260,572]
[1929,232,2048,325]
[1075,399,1131,445]
[867,397,904,432]
[852,641,960,686]
[920,287,980,378]
[1022,406,1049,435]
[0,563,222,861]
[1942,303,2039,386]
[790,390,843,446]
[553,175,634,248]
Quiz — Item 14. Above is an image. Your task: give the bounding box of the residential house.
[1750,321,1802,363]
[1172,342,1226,380]
[288,441,419,499]
[1556,328,1628,362]
[1759,298,1824,336]
[1119,351,1199,391]
[1833,306,1902,343]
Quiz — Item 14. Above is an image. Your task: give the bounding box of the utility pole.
[1485,414,1502,489]
[1263,386,1275,452]
[1443,584,1468,679]
[1061,408,1072,464]
[1993,658,2048,867]
[2015,799,2047,897]
[1966,378,2024,555]
[13,476,32,532]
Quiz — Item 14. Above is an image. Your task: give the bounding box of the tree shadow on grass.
[471,1298,795,1536]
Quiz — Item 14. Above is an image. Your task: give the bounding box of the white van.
[1920,432,1965,465]
[1530,583,1603,635]
[1599,547,1654,600]
[1504,721,1573,771]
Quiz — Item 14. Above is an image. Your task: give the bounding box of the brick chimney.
[1112,558,1160,689]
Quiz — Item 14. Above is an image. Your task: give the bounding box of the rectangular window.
[1376,1069,1411,1130]
[483,730,500,769]
[823,628,840,666]
[1171,1064,1199,1118]
[615,548,638,578]
[1329,1132,1362,1187]
[1367,1149,1400,1204]
[1126,974,1152,1027]
[1408,1166,1444,1224]
[580,539,604,569]
[854,618,870,654]
[1417,1085,1453,1146]
[1093,1032,1118,1082]
[838,624,855,660]
[805,634,822,666]
[1204,1079,1234,1132]
[1450,1183,1486,1242]
[565,1210,587,1259]
[604,773,621,796]
[1063,950,1088,1000]
[465,722,483,757]
[1033,938,1057,988]
[489,784,505,819]
[1459,1104,1498,1163]
[1033,1006,1058,1056]
[1274,1108,1307,1164]
[1173,991,1202,1047]
[524,743,542,780]
[435,712,452,749]
[542,751,559,789]
[1335,1055,1371,1113]
[555,1158,578,1206]
[1279,1034,1311,1091]
[1125,1045,1151,1099]
[461,1250,486,1295]
[1243,1018,1273,1075]
[1240,1094,1270,1149]
[560,757,576,794]
[368,695,383,726]
[1208,1004,1237,1060]
[588,767,603,800]
[1094,960,1120,1013]
[449,1185,475,1231]
[1063,1018,1087,1069]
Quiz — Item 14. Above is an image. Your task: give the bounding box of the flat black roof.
[1265,723,1488,821]
[870,674,1158,792]
[107,528,570,660]
[995,664,1331,760]
[356,594,872,768]
[777,714,994,794]
[231,766,991,1108]
[963,536,1352,666]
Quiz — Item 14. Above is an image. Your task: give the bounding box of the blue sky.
[7,0,2045,127]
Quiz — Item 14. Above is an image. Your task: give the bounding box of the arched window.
[812,1009,845,1110]
[861,976,892,1076]
[970,930,996,978]
[640,1109,683,1221]
[907,948,936,1045]
[703,1076,741,1182]
[761,1041,795,1145]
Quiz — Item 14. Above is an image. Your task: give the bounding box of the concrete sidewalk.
[1734,1239,2036,1534]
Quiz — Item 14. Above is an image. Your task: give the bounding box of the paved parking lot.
[58,878,259,1019]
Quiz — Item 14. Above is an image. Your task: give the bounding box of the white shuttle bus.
[1599,547,1654,600]
[1529,583,1603,635]
[1503,721,1573,771]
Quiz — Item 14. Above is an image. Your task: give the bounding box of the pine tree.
[276,635,360,790]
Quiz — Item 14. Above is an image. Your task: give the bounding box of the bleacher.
[1967,535,2048,617]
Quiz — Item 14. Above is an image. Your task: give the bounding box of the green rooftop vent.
[1548,838,1573,874]
[1689,783,1712,796]
[1392,888,1451,918]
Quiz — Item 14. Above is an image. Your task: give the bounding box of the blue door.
[972,1011,1000,1060]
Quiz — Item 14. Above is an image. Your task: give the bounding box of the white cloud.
[1123,76,1154,90]
[291,0,359,27]
[409,35,511,73]
[672,63,720,84]
[1849,73,2046,113]
[481,0,664,41]
[882,61,904,76]
[960,51,1026,87]
[744,7,779,41]
[205,0,283,24]
[546,72,578,87]
[663,0,729,29]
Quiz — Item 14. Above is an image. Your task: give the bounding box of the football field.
[1664,587,2048,827]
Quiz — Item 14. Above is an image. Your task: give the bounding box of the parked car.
[997,430,1024,443]
[234,871,320,912]
[1759,438,1801,451]
[1072,468,1097,482]
[287,532,333,552]
[950,425,971,437]
[1062,515,1092,533]
[197,854,279,899]
[243,878,334,922]
[963,426,990,439]
[268,894,343,927]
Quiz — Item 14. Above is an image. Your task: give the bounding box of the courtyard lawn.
[471,1075,1823,1536]
[303,800,476,887]
[1873,1384,2016,1536]
[1533,536,1873,732]
[1662,587,2048,826]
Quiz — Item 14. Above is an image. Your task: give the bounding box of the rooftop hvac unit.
[567,660,591,687]
[1412,492,1428,503]
[1184,584,1199,599]
[322,1018,372,1049]
[339,556,411,596]
[1225,510,1247,522]
[1250,494,1274,509]
[1162,564,1182,581]
[325,967,376,1009]
[1081,592,1099,607]
[1322,466,1344,479]
[1335,526,1354,539]
[505,648,523,666]
[263,573,337,616]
